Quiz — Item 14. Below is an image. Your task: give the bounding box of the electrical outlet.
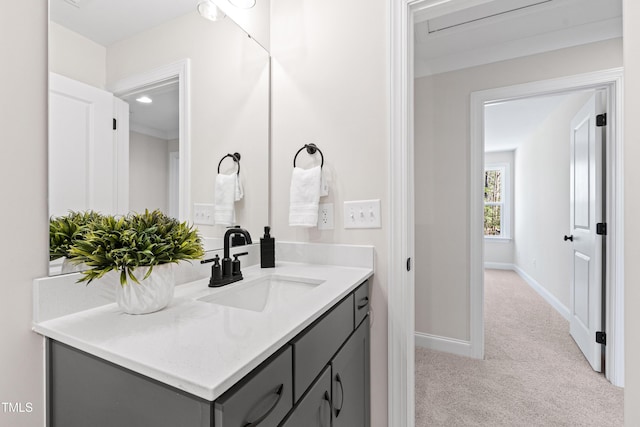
[318,203,334,230]
[344,199,381,229]
[193,203,215,225]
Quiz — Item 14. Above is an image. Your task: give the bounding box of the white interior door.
[49,73,116,216]
[569,92,605,372]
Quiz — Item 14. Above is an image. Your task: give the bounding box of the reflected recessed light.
[136,96,153,104]
[197,0,226,21]
[229,0,256,9]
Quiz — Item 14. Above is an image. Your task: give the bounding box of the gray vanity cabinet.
[331,316,370,427]
[47,279,371,427]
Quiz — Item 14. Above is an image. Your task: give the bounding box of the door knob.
[564,235,574,242]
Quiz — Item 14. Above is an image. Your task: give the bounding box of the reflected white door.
[49,73,116,216]
[569,92,605,372]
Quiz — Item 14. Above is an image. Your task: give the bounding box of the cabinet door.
[331,316,370,427]
[280,366,332,427]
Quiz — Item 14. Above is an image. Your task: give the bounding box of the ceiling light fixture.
[229,0,256,9]
[136,96,153,104]
[197,0,226,21]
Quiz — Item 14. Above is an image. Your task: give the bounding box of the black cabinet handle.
[357,297,369,310]
[322,390,332,427]
[334,373,344,418]
[243,384,284,427]
[564,235,574,242]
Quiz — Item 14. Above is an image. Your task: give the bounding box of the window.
[484,164,510,238]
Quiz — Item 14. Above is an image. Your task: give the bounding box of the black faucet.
[207,227,252,287]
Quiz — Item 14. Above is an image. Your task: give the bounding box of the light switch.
[344,199,381,229]
[193,203,215,225]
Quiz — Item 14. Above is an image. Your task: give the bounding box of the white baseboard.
[484,262,514,270]
[512,265,571,321]
[415,332,472,358]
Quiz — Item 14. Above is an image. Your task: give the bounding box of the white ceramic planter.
[115,264,175,315]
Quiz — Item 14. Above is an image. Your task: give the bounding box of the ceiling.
[50,0,198,46]
[120,82,180,140]
[414,0,622,77]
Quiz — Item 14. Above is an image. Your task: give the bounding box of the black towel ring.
[293,144,324,168]
[217,152,241,175]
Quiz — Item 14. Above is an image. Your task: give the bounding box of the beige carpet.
[415,269,624,426]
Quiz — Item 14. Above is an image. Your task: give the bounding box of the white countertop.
[33,261,372,401]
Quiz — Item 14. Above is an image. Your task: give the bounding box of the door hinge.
[596,331,606,345]
[596,113,607,127]
[113,118,117,130]
[596,223,607,236]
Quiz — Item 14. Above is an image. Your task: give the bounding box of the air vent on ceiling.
[63,0,83,8]
[427,0,553,33]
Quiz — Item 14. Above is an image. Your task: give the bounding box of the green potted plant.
[49,211,103,274]
[68,209,205,314]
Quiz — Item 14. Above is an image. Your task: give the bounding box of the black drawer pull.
[244,384,284,427]
[322,391,331,427]
[334,373,344,418]
[357,297,369,310]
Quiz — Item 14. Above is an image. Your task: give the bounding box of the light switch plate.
[318,203,334,230]
[193,203,215,225]
[344,199,381,229]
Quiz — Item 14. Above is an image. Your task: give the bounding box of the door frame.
[470,69,624,387]
[109,59,191,222]
[389,0,624,424]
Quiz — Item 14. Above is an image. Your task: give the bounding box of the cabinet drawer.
[354,280,370,328]
[215,346,293,427]
[291,294,354,402]
[280,366,332,427]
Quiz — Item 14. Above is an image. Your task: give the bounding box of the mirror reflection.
[48,0,270,275]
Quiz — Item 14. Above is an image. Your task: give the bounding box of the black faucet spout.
[223,228,253,259]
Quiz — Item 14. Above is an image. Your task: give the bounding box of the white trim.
[109,59,191,222]
[484,262,513,270]
[129,123,178,141]
[470,68,624,387]
[390,2,493,425]
[113,98,129,215]
[513,265,571,321]
[415,332,472,357]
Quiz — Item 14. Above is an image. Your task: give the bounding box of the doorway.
[484,89,607,373]
[389,1,624,425]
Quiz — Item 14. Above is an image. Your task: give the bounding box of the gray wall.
[414,38,622,341]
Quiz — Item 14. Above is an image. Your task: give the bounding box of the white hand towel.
[235,174,244,201]
[214,173,237,225]
[289,165,322,227]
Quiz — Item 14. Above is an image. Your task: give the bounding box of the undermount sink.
[197,275,326,312]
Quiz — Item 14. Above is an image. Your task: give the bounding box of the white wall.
[414,38,622,341]
[270,0,388,425]
[129,131,169,214]
[106,11,270,240]
[624,0,640,421]
[513,92,592,309]
[484,150,515,265]
[0,3,47,426]
[49,21,107,89]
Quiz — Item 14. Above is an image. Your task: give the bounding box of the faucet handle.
[231,252,249,276]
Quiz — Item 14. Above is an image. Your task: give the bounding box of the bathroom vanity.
[34,244,373,427]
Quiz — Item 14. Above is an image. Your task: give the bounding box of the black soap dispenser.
[260,226,275,268]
